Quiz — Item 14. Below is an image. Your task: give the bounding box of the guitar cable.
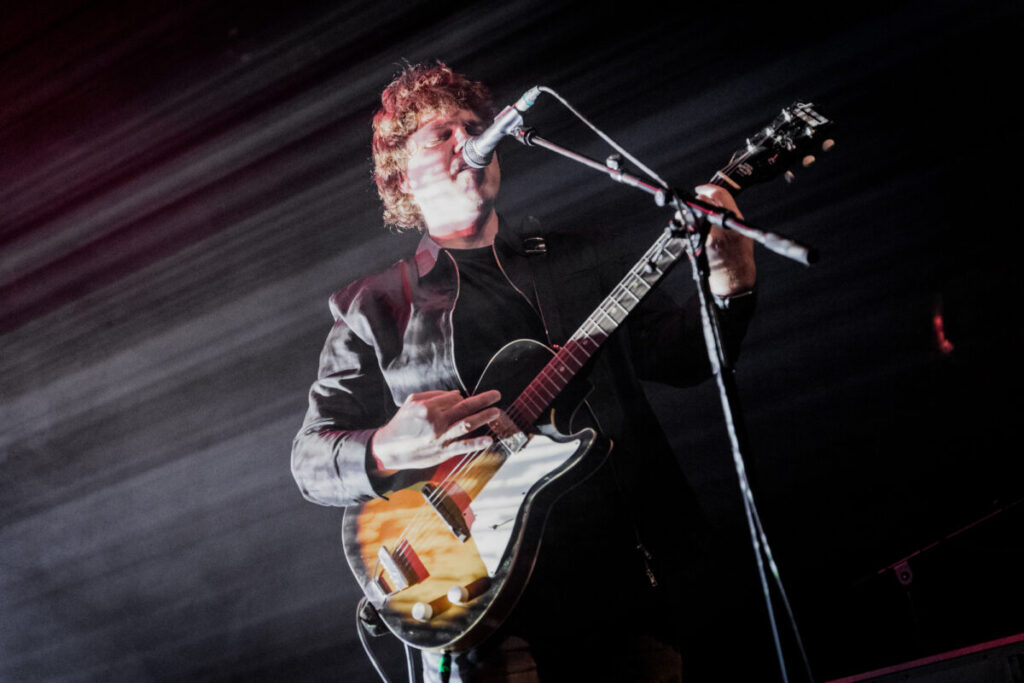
[356,597,394,683]
[404,643,417,683]
[356,597,422,683]
[438,652,452,683]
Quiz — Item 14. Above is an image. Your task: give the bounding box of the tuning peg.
[802,155,816,167]
[821,139,835,152]
[784,170,796,184]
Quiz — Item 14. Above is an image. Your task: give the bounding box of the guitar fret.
[518,392,544,415]
[624,277,649,299]
[571,335,595,355]
[626,269,650,286]
[618,285,641,304]
[533,375,558,397]
[526,386,548,407]
[562,342,587,366]
[595,306,618,329]
[626,268,651,284]
[517,230,692,429]
[537,372,563,395]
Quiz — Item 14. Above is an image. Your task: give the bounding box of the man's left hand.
[694,184,756,298]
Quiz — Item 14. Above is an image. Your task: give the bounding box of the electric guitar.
[341,102,833,652]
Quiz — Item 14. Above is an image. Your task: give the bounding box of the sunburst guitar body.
[341,339,607,652]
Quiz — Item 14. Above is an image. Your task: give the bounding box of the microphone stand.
[512,126,816,683]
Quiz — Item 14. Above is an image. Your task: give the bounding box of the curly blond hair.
[372,62,494,231]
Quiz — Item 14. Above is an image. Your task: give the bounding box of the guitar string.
[387,311,621,564]
[387,382,545,560]
[388,252,662,560]
[383,352,567,555]
[385,230,675,563]
[388,372,572,571]
[386,323,603,563]
[416,235,670,501]
[385,382,550,556]
[413,247,655,500]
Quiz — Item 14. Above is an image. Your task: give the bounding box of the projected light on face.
[403,109,501,243]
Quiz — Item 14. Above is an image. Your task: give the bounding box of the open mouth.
[450,158,473,177]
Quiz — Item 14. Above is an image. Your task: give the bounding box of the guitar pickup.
[422,483,474,541]
[487,411,528,457]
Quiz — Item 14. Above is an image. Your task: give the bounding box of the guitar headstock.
[712,102,834,194]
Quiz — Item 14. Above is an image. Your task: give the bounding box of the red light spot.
[932,313,954,355]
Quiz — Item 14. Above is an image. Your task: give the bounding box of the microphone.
[463,86,541,168]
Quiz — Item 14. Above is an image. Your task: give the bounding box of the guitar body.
[341,339,610,652]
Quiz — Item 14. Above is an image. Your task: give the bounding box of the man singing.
[292,62,756,681]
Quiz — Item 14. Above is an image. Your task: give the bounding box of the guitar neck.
[506,100,833,428]
[507,226,686,427]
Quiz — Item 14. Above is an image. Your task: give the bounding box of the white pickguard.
[467,433,581,576]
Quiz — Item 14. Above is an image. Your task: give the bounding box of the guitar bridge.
[422,483,473,541]
[374,543,429,602]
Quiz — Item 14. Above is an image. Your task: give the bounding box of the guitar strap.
[507,216,664,587]
[495,215,570,347]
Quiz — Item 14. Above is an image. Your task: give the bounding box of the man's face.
[403,108,501,241]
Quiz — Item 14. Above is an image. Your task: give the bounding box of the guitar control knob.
[446,576,491,606]
[821,139,835,152]
[447,585,470,605]
[412,602,433,622]
[802,155,816,167]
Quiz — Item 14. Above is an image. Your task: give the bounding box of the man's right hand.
[371,389,502,473]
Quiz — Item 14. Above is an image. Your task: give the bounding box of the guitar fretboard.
[508,227,687,427]
[506,175,741,429]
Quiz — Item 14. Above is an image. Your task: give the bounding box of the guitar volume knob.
[447,585,470,605]
[412,602,433,622]
[446,576,492,606]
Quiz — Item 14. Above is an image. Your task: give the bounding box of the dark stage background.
[2,1,1022,681]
